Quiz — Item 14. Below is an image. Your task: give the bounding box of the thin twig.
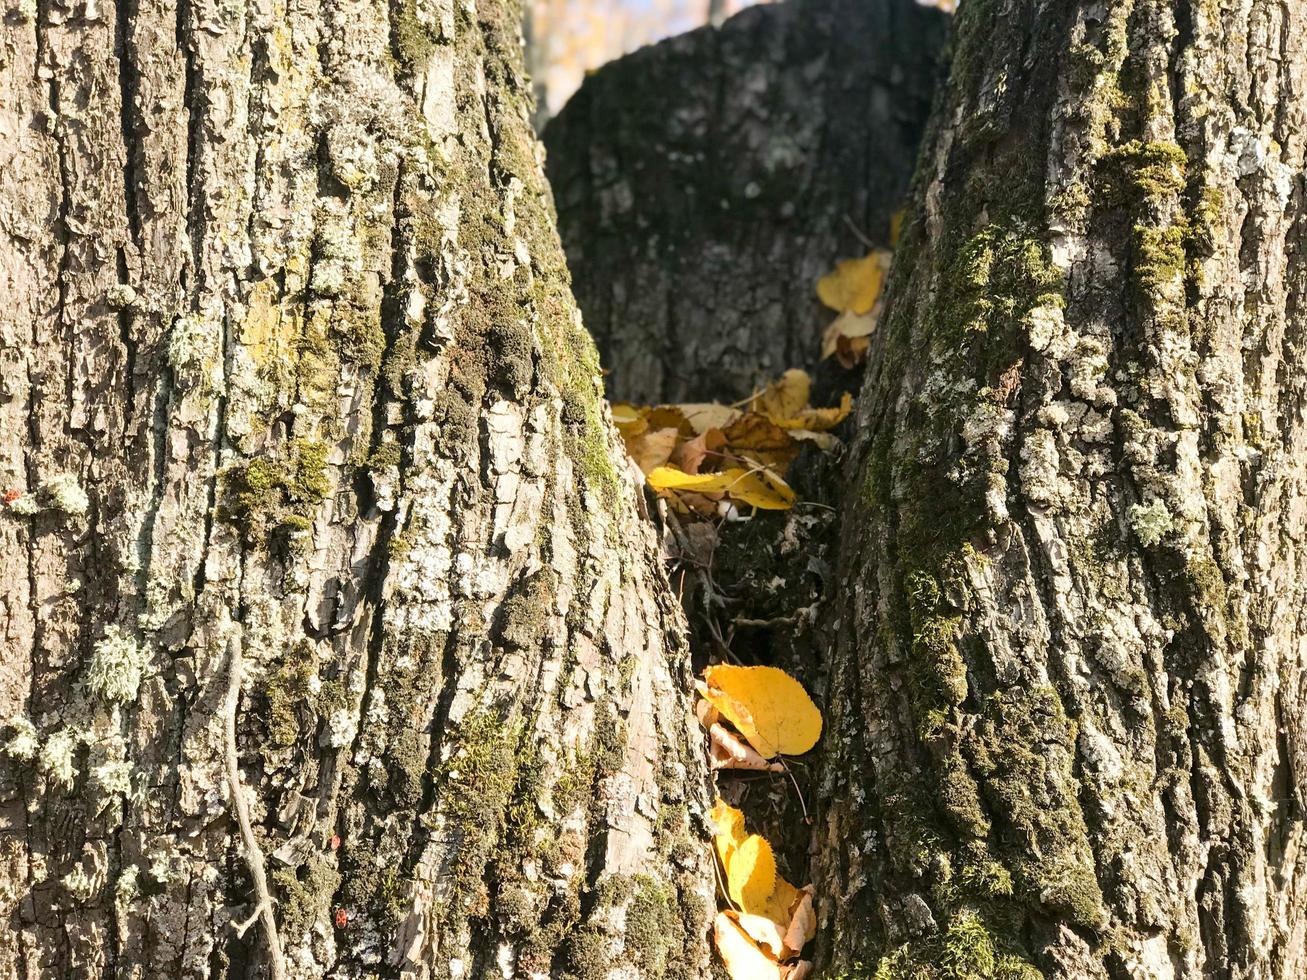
[842,214,874,248]
[223,635,288,980]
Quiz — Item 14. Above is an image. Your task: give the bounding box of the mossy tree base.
[818,0,1307,978]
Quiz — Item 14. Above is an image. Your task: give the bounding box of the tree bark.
[544,0,948,404]
[0,0,714,976]
[817,1,1307,978]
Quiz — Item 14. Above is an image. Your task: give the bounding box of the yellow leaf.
[726,834,777,912]
[645,466,796,511]
[710,797,748,876]
[751,369,811,421]
[714,913,782,980]
[609,402,643,427]
[773,392,852,432]
[723,468,797,511]
[646,466,731,493]
[679,402,743,434]
[701,664,822,758]
[816,251,888,314]
[890,208,907,247]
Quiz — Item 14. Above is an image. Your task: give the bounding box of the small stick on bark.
[223,635,288,980]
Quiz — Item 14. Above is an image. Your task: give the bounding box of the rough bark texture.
[0,0,715,976]
[544,0,948,404]
[818,1,1307,978]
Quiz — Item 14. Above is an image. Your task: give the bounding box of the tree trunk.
[0,0,714,976]
[817,1,1307,978]
[544,0,948,404]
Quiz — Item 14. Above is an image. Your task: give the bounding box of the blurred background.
[525,0,955,125]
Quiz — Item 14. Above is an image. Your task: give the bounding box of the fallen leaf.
[889,208,907,247]
[644,405,695,438]
[711,798,748,862]
[720,468,797,511]
[671,428,727,475]
[646,466,796,511]
[609,403,643,427]
[709,722,784,772]
[726,834,777,911]
[821,310,878,360]
[696,697,721,729]
[715,912,782,980]
[731,911,787,959]
[701,664,823,758]
[626,426,680,475]
[782,886,816,955]
[834,333,871,369]
[720,415,801,474]
[789,429,840,451]
[816,251,888,315]
[679,402,743,434]
[760,876,802,932]
[751,369,811,421]
[774,392,853,432]
[783,961,813,980]
[645,466,730,493]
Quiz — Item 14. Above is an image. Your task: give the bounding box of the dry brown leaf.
[782,886,816,955]
[789,429,840,451]
[695,697,721,730]
[782,961,813,980]
[709,722,784,772]
[760,876,801,932]
[834,333,871,368]
[714,913,782,980]
[720,414,800,474]
[671,427,727,475]
[626,426,679,475]
[821,310,878,360]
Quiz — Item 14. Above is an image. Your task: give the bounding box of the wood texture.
[0,0,714,976]
[544,0,948,404]
[818,1,1307,977]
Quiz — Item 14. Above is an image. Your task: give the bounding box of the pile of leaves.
[696,665,823,979]
[612,369,850,515]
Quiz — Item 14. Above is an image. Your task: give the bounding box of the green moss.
[1099,140,1187,204]
[221,439,333,542]
[621,876,681,977]
[269,853,342,939]
[366,441,402,471]
[496,570,558,651]
[390,0,441,74]
[262,649,318,748]
[1131,223,1186,291]
[868,908,1042,980]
